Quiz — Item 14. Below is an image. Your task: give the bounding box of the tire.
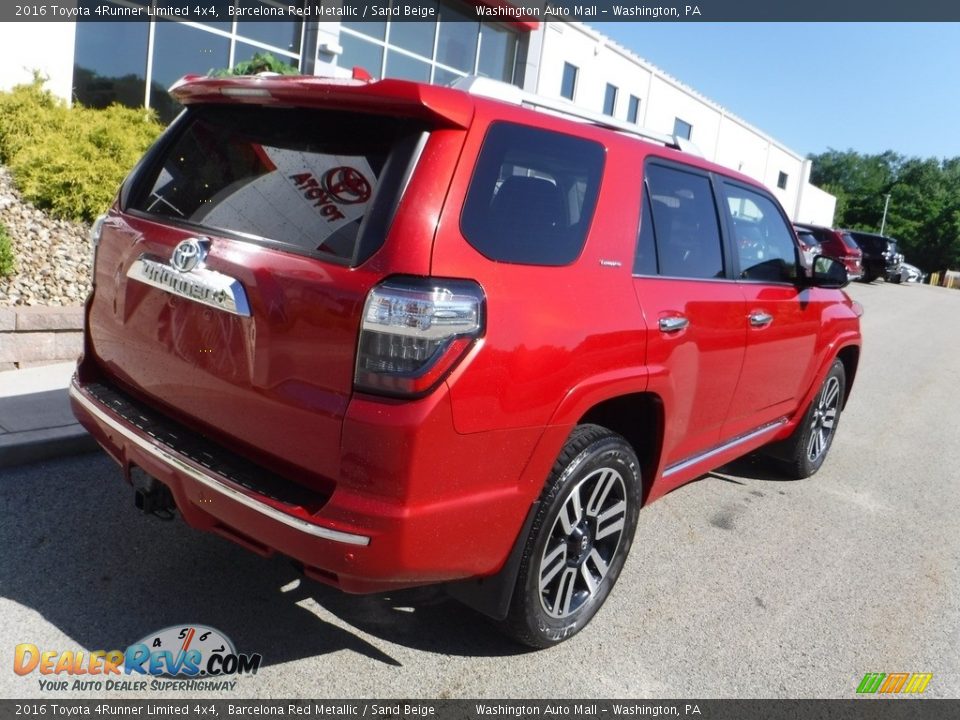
[499,424,641,648]
[777,359,846,480]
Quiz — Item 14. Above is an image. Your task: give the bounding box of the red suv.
[794,223,863,281]
[71,74,862,648]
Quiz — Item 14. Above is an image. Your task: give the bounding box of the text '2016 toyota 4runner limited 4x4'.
[71,74,862,648]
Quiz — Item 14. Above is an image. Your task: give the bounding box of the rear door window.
[128,105,427,266]
[644,163,724,279]
[460,122,605,266]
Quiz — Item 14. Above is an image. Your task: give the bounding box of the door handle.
[659,315,689,333]
[749,311,773,327]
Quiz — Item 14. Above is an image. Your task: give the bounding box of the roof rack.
[450,75,702,156]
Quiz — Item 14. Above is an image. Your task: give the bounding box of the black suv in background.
[846,231,904,283]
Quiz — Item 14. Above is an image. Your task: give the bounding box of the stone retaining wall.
[0,306,84,371]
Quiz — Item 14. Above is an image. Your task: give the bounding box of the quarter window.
[645,164,724,279]
[461,122,605,266]
[724,183,798,283]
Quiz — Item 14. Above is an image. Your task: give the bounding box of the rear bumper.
[70,375,539,593]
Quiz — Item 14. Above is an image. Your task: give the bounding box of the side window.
[723,183,798,283]
[634,189,658,275]
[645,164,724,279]
[461,122,605,266]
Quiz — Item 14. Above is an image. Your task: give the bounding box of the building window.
[73,0,305,122]
[627,95,641,124]
[561,62,578,100]
[673,118,692,140]
[603,84,618,117]
[777,172,789,190]
[339,13,520,86]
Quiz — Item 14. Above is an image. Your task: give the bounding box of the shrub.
[0,77,164,222]
[0,222,14,278]
[211,52,300,77]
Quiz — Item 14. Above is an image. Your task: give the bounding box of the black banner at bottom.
[1,700,955,720]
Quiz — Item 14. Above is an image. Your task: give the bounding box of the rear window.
[128,105,427,266]
[840,232,860,251]
[461,122,605,266]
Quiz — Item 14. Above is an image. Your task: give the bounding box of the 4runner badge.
[127,243,251,317]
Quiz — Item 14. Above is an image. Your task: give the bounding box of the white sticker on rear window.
[196,147,378,251]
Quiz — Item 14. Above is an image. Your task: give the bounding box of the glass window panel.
[150,21,230,124]
[673,118,692,140]
[627,95,641,124]
[437,2,478,73]
[236,0,302,54]
[603,84,618,117]
[388,11,437,59]
[433,66,464,86]
[561,62,577,100]
[385,50,431,83]
[478,23,517,82]
[73,15,147,109]
[339,33,383,79]
[646,164,724,279]
[634,191,658,275]
[724,183,798,283]
[341,21,386,41]
[461,122,605,266]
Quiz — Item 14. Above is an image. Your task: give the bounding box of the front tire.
[500,424,641,648]
[777,359,846,479]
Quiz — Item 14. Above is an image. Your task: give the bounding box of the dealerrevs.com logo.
[14,625,262,692]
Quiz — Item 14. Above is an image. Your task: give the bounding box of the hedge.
[0,77,164,223]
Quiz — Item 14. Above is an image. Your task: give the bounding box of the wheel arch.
[577,392,664,505]
[836,343,860,409]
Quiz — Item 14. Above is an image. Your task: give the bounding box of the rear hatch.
[85,79,457,489]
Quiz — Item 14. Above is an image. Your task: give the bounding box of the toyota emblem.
[170,238,209,273]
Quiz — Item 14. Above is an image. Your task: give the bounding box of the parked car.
[897,262,923,283]
[793,225,823,272]
[70,73,862,648]
[794,223,863,280]
[846,230,904,283]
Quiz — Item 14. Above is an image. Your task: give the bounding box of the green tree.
[809,148,960,272]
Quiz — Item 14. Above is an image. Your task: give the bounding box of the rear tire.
[777,359,846,480]
[499,424,641,648]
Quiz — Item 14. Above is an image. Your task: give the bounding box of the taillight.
[354,277,484,397]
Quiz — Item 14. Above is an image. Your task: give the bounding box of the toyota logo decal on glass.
[170,238,209,273]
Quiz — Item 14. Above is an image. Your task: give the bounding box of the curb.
[0,423,99,468]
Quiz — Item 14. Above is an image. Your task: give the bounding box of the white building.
[0,8,834,224]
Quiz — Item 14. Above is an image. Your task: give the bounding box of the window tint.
[645,164,723,279]
[724,183,798,283]
[634,190,658,275]
[129,105,426,266]
[461,122,605,266]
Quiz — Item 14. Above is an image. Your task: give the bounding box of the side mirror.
[810,255,849,289]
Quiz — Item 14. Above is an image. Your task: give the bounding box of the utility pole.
[880,193,892,235]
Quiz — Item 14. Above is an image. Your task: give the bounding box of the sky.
[590,22,960,161]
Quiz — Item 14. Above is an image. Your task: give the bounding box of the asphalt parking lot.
[1,281,958,700]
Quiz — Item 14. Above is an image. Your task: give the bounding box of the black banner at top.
[3,0,960,22]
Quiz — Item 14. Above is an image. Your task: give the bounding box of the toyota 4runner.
[71,74,862,648]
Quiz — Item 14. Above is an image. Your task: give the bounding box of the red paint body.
[72,75,861,593]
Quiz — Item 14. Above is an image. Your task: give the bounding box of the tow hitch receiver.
[130,466,176,520]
